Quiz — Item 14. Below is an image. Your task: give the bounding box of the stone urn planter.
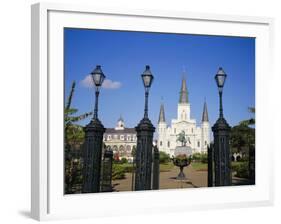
[172,146,192,180]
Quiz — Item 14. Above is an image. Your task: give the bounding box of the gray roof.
[179,77,189,103]
[158,103,166,123]
[202,101,209,122]
[105,128,136,134]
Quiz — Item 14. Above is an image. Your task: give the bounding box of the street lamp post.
[212,67,232,186]
[135,65,155,191]
[82,65,106,193]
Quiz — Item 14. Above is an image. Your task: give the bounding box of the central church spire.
[179,76,189,103]
[158,103,166,123]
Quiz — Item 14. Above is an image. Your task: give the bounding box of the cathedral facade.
[157,76,210,156]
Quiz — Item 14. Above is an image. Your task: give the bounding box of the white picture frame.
[31,2,274,221]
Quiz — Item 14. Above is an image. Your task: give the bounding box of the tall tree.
[230,124,254,154]
[230,107,255,154]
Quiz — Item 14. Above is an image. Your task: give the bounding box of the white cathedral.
[157,76,210,156]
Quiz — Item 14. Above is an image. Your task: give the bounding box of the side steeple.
[179,76,189,104]
[202,101,209,122]
[158,103,166,123]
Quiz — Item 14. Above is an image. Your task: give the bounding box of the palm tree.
[64,81,93,193]
[65,81,93,148]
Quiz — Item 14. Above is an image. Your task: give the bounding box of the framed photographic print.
[31,2,274,221]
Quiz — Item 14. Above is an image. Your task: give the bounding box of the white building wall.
[158,122,169,155]
[201,121,210,153]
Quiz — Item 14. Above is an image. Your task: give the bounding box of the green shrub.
[111,163,135,180]
[200,153,208,163]
[191,153,208,163]
[232,162,249,178]
[159,151,170,164]
[231,162,241,171]
[239,155,249,162]
[120,163,134,173]
[191,153,201,162]
[112,164,126,180]
[120,157,128,164]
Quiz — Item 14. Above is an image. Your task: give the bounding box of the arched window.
[160,141,162,146]
[125,145,131,156]
[167,141,170,148]
[197,141,200,147]
[126,145,131,151]
[113,145,118,152]
[119,145,125,156]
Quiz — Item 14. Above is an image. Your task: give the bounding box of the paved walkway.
[112,165,207,192]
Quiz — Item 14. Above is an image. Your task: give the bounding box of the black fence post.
[134,118,155,191]
[152,145,160,190]
[131,156,135,191]
[100,149,113,192]
[212,118,231,186]
[207,143,214,187]
[249,145,255,185]
[82,119,106,193]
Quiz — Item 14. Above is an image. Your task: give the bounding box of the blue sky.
[64,28,255,129]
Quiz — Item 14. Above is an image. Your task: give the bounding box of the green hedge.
[159,151,170,164]
[120,157,128,164]
[111,163,134,180]
[232,162,249,179]
[191,153,201,161]
[191,153,208,163]
[112,164,126,180]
